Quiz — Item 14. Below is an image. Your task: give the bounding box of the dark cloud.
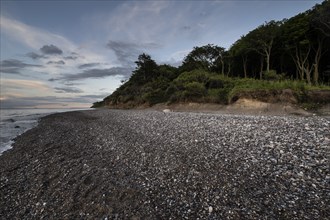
[182,26,192,31]
[143,42,161,49]
[63,82,82,86]
[79,94,108,99]
[107,40,161,66]
[107,41,139,66]
[49,67,133,81]
[54,87,83,93]
[40,44,63,55]
[0,96,67,108]
[64,56,78,60]
[47,60,65,65]
[0,59,42,74]
[78,63,100,69]
[26,52,47,60]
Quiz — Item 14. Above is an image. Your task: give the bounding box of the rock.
[0,109,328,219]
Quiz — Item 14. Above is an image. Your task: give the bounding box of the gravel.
[0,109,329,219]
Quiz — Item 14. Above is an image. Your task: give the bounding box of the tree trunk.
[263,38,273,73]
[260,56,264,80]
[266,53,270,72]
[313,63,319,85]
[242,56,248,78]
[291,44,312,82]
[305,63,312,85]
[312,36,324,85]
[226,62,231,77]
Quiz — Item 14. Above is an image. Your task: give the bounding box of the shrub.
[206,77,224,89]
[143,89,167,105]
[263,70,286,81]
[263,70,278,81]
[174,69,210,88]
[207,88,231,103]
[183,82,207,99]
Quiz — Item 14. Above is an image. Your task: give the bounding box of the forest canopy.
[93,1,330,108]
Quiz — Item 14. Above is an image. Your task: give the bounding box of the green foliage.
[91,101,105,108]
[311,0,330,37]
[158,64,180,80]
[130,53,159,84]
[227,79,309,102]
[174,70,209,89]
[181,44,225,72]
[96,1,330,108]
[206,88,232,104]
[142,88,167,105]
[263,70,286,81]
[183,82,206,99]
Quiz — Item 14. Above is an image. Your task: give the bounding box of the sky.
[0,0,323,109]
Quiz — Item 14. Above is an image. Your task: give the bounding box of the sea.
[0,108,88,156]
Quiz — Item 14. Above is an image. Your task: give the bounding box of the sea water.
[0,108,87,155]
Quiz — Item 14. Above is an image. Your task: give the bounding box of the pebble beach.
[0,109,329,219]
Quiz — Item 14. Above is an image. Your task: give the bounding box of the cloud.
[79,94,108,99]
[0,94,108,108]
[47,60,65,65]
[63,82,82,86]
[26,52,47,60]
[1,79,50,91]
[182,26,192,31]
[106,1,170,42]
[49,67,133,81]
[0,59,42,74]
[40,44,63,55]
[78,63,100,69]
[54,87,83,93]
[64,56,78,60]
[1,16,107,65]
[107,40,161,66]
[160,49,191,67]
[0,16,74,50]
[107,41,142,66]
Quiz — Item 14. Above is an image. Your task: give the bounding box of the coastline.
[1,109,329,219]
[0,108,91,156]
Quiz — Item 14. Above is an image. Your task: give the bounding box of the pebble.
[0,109,328,219]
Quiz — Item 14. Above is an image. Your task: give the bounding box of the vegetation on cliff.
[93,1,330,108]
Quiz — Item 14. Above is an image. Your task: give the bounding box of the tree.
[132,53,158,83]
[310,0,330,84]
[230,36,251,78]
[311,0,330,37]
[223,50,233,76]
[281,12,314,84]
[246,21,281,78]
[181,44,226,73]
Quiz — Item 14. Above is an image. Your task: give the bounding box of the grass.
[96,69,330,108]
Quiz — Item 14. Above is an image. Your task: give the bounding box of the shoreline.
[1,109,329,219]
[0,108,92,156]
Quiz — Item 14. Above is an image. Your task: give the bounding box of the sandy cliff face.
[104,89,330,116]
